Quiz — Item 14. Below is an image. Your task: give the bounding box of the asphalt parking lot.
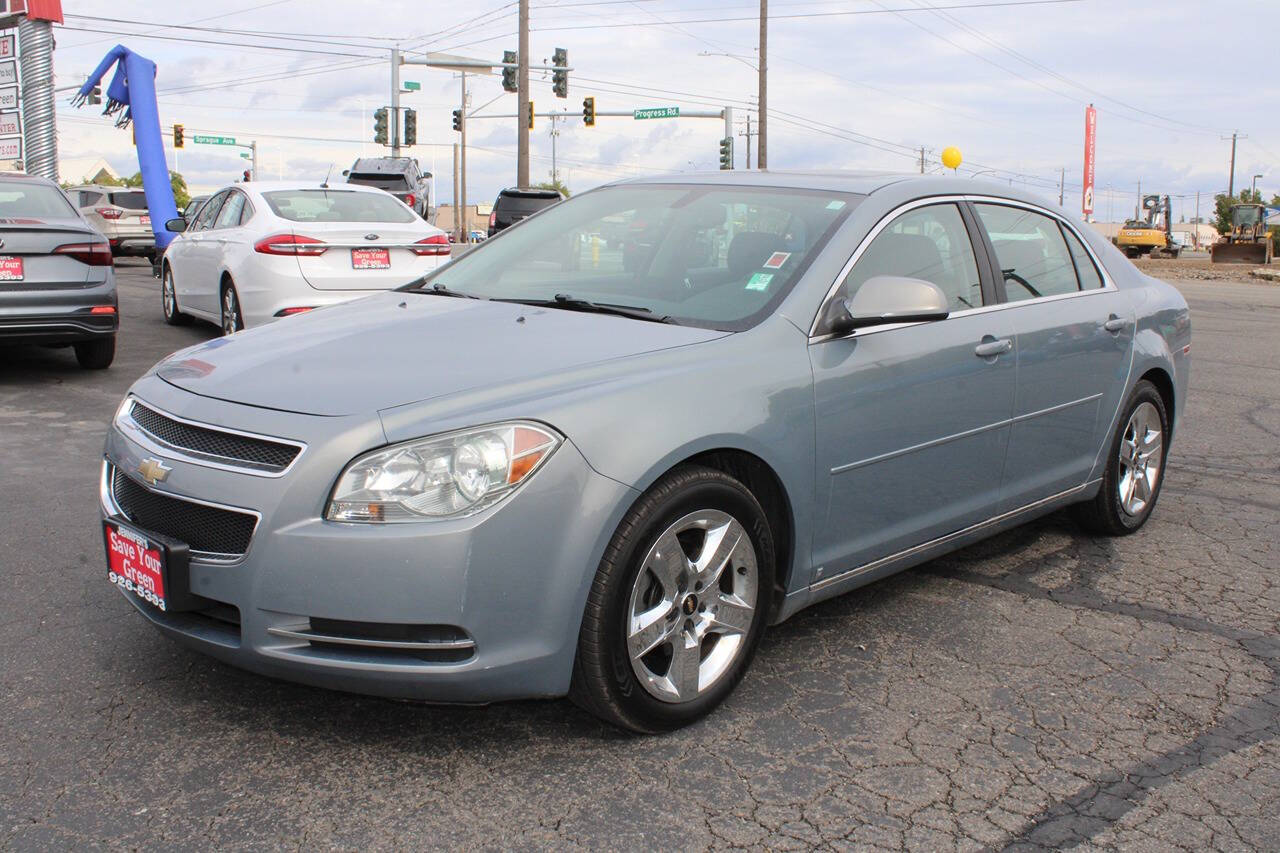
[2,259,1277,850]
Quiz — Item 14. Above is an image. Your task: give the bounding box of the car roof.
[497,187,563,198]
[0,172,58,186]
[218,180,392,195]
[350,158,416,173]
[66,184,145,192]
[610,170,1062,209]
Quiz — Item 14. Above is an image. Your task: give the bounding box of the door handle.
[974,338,1013,358]
[1103,315,1128,333]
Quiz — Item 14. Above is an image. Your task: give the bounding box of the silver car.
[68,184,154,257]
[0,173,118,368]
[100,173,1190,732]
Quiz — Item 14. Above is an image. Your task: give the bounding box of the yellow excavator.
[1210,203,1274,265]
[1115,194,1179,259]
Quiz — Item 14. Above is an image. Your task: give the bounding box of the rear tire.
[1072,380,1169,535]
[74,336,115,369]
[162,265,191,326]
[570,465,775,733]
[220,280,244,335]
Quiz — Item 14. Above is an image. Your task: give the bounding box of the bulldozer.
[1115,194,1180,259]
[1210,203,1274,265]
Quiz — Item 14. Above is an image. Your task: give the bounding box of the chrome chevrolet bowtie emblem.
[137,458,172,486]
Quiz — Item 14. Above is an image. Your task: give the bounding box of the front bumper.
[101,377,636,703]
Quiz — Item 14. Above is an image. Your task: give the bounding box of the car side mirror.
[341,169,350,177]
[165,218,187,233]
[825,275,949,336]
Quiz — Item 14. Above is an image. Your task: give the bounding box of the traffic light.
[88,84,102,106]
[173,123,184,149]
[373,107,388,145]
[719,137,733,170]
[552,47,568,98]
[528,100,535,130]
[582,96,595,127]
[242,170,251,182]
[403,108,417,146]
[502,50,518,93]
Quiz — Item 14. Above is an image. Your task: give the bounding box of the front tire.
[162,265,192,326]
[570,465,775,733]
[220,280,244,335]
[74,336,115,369]
[1073,380,1169,535]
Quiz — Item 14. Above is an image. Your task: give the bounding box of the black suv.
[487,187,563,237]
[344,157,432,219]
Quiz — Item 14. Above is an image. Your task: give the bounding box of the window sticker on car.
[826,200,846,210]
[746,272,774,291]
[763,251,791,269]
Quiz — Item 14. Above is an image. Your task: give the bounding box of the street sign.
[0,60,15,87]
[402,81,421,91]
[0,110,18,137]
[240,152,250,159]
[0,136,20,160]
[0,86,15,111]
[192,134,236,145]
[634,106,679,120]
[0,34,13,59]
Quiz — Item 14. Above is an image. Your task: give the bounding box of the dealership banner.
[1082,104,1096,216]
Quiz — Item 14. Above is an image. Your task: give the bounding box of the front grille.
[111,467,257,558]
[129,400,301,473]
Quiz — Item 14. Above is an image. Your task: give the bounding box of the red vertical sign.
[1082,104,1097,217]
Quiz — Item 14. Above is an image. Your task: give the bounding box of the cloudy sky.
[50,0,1277,223]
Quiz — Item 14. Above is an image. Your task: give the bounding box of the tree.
[123,170,190,208]
[536,178,570,198]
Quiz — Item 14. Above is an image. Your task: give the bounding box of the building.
[434,202,493,238]
[58,157,120,185]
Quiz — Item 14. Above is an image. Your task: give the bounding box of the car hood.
[156,291,728,416]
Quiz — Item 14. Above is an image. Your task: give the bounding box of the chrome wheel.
[221,286,241,335]
[1118,401,1162,516]
[162,269,176,318]
[626,509,758,704]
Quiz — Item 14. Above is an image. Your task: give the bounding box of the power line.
[54,25,382,59]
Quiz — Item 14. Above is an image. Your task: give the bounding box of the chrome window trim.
[101,460,262,565]
[808,194,1118,342]
[265,626,476,652]
[117,395,306,478]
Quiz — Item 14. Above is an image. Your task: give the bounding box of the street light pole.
[1251,173,1262,199]
[460,72,468,239]
[391,46,401,157]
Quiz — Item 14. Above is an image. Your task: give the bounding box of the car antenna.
[321,163,334,189]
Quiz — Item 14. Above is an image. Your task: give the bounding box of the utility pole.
[919,147,925,174]
[517,0,530,186]
[460,72,468,239]
[391,46,401,157]
[1223,130,1244,198]
[1195,191,1200,248]
[1136,178,1141,220]
[549,114,559,183]
[1058,167,1064,206]
[740,115,755,169]
[251,141,258,182]
[757,0,767,170]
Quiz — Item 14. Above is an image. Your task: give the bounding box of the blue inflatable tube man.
[73,46,179,250]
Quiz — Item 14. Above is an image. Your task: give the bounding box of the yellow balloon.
[941,146,962,170]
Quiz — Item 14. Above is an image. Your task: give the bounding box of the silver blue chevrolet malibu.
[101,172,1190,732]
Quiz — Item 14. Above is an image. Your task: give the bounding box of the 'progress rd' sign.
[634,106,679,120]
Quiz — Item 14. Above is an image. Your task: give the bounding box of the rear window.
[497,193,560,216]
[0,183,78,217]
[110,191,148,210]
[347,173,411,192]
[262,189,416,223]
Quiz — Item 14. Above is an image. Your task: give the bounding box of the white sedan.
[159,181,451,334]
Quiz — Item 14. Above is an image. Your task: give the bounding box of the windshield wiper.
[405,281,481,299]
[493,293,677,324]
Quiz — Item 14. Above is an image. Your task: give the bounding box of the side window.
[843,203,983,311]
[193,192,227,232]
[214,192,246,229]
[1061,225,1104,290]
[237,198,255,226]
[975,204,1080,302]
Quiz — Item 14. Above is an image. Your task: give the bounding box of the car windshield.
[262,189,416,223]
[0,183,79,217]
[110,191,148,210]
[347,173,411,192]
[413,184,858,330]
[1232,207,1261,226]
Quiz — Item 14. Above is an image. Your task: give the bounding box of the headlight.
[326,421,562,522]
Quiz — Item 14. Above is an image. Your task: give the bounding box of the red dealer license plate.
[140,215,150,226]
[351,248,390,270]
[104,520,171,611]
[0,256,23,281]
